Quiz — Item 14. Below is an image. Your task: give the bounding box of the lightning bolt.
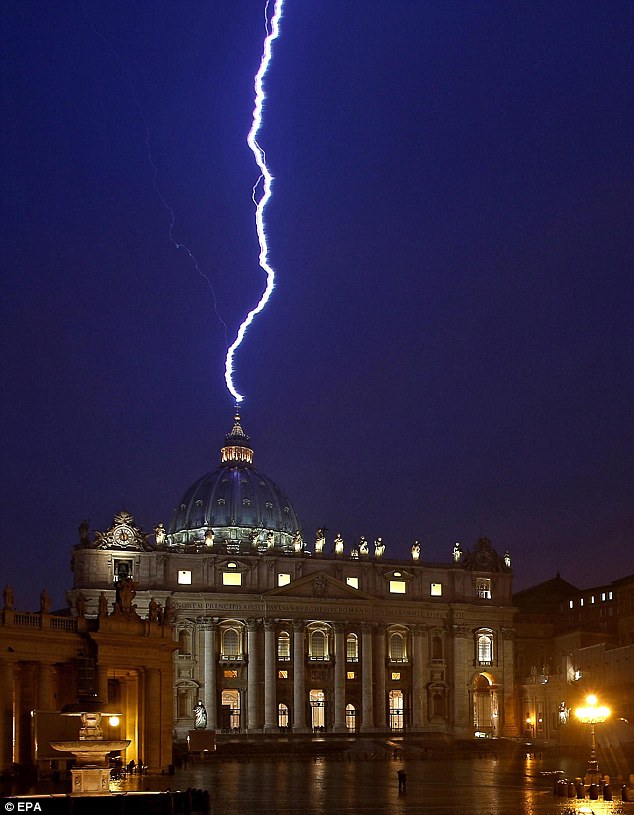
[224,0,285,404]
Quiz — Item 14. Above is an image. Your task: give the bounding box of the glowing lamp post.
[575,694,610,784]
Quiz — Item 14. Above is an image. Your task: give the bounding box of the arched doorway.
[221,689,241,731]
[471,673,499,737]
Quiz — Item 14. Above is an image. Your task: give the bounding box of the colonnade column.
[263,620,277,732]
[144,667,161,771]
[374,625,385,730]
[361,623,374,732]
[333,623,346,732]
[411,625,426,730]
[0,661,14,772]
[292,621,307,732]
[501,626,518,737]
[246,620,260,732]
[451,624,470,736]
[38,663,54,711]
[202,618,218,730]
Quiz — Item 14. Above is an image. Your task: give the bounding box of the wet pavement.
[116,753,634,815]
[4,752,634,814]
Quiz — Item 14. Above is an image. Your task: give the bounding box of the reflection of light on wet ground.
[109,757,634,815]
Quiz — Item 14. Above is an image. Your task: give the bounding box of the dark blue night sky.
[1,1,632,610]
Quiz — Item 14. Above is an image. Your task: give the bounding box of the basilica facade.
[68,412,519,741]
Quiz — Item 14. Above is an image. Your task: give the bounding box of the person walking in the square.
[397,769,407,792]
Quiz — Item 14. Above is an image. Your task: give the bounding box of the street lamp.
[574,694,610,784]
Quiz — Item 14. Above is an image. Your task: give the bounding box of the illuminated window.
[580,598,584,606]
[224,670,238,678]
[346,671,355,680]
[609,591,613,600]
[278,670,288,679]
[346,633,359,662]
[389,632,406,661]
[277,573,291,587]
[430,583,442,596]
[477,631,493,665]
[221,628,241,659]
[178,570,192,584]
[601,592,606,601]
[309,629,328,660]
[278,703,289,728]
[346,577,359,589]
[391,672,401,681]
[277,631,291,661]
[223,572,242,586]
[569,600,574,608]
[476,578,491,599]
[390,580,406,594]
[591,595,595,604]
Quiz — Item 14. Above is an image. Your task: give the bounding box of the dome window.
[195,500,203,507]
[180,503,186,510]
[265,502,273,510]
[226,561,238,569]
[284,507,290,513]
[243,499,251,506]
[217,498,226,506]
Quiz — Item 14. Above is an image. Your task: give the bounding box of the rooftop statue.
[334,533,344,556]
[411,541,421,561]
[193,700,207,730]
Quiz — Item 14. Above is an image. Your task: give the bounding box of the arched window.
[278,703,289,729]
[277,631,291,661]
[222,628,241,659]
[309,629,327,660]
[178,629,192,656]
[477,632,493,665]
[346,633,359,662]
[389,632,406,662]
[432,635,443,661]
[345,703,356,731]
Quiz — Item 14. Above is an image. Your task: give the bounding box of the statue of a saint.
[374,537,385,559]
[266,532,275,551]
[154,523,166,547]
[411,541,421,561]
[503,550,511,569]
[204,528,214,547]
[193,700,207,730]
[334,533,344,556]
[250,528,261,549]
[75,592,87,618]
[98,591,108,617]
[359,537,369,557]
[3,585,14,611]
[78,520,90,546]
[453,542,463,563]
[163,595,175,625]
[293,530,304,554]
[148,597,159,623]
[314,528,325,555]
[115,577,136,615]
[40,589,51,614]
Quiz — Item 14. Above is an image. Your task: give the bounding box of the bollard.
[557,779,567,797]
[603,783,612,801]
[622,784,631,802]
[588,783,598,800]
[576,782,585,799]
[567,781,576,797]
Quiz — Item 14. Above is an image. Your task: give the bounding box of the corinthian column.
[292,620,307,732]
[246,620,260,732]
[201,618,218,729]
[361,623,375,732]
[264,620,277,732]
[411,625,426,730]
[333,623,346,732]
[452,624,470,736]
[374,625,386,730]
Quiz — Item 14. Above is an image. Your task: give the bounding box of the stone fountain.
[51,696,130,795]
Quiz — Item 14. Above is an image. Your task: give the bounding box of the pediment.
[264,570,376,602]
